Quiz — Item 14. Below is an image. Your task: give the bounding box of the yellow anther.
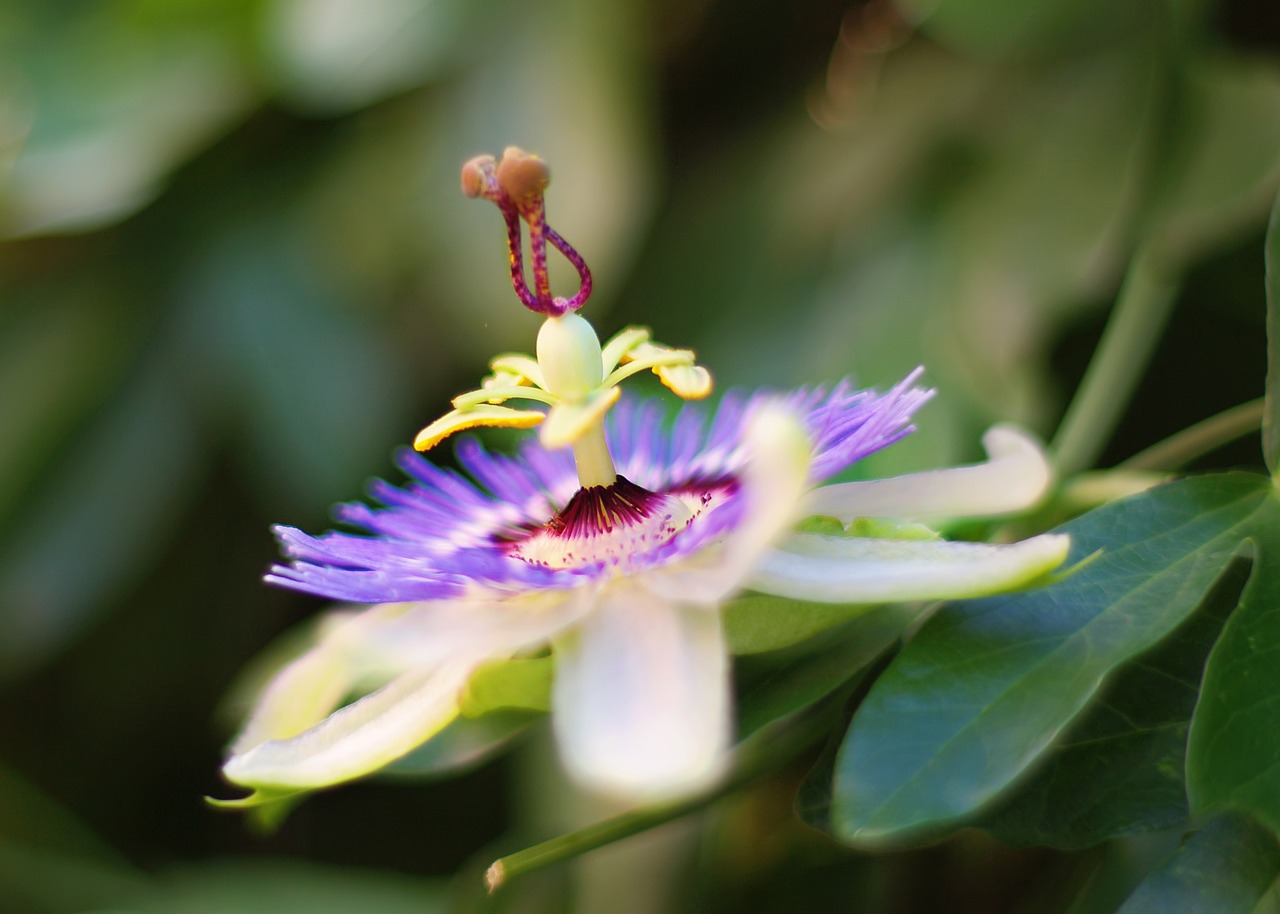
[414,405,545,451]
[602,339,712,400]
[655,363,712,400]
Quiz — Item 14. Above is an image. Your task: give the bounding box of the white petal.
[224,589,591,790]
[229,605,402,756]
[223,661,479,790]
[749,533,1070,604]
[347,589,593,672]
[552,588,730,801]
[645,404,812,606]
[229,638,357,757]
[810,424,1053,523]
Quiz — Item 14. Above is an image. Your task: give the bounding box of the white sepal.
[749,532,1070,604]
[810,424,1053,523]
[223,661,480,790]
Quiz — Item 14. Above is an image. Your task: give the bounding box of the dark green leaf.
[734,607,911,742]
[794,733,844,836]
[0,763,145,913]
[1116,814,1280,914]
[175,219,412,512]
[1264,186,1280,476]
[0,840,148,914]
[0,355,204,679]
[978,557,1250,849]
[1147,57,1280,267]
[722,593,889,655]
[1187,491,1280,833]
[123,859,447,914]
[828,473,1271,848]
[898,0,1139,59]
[4,11,254,235]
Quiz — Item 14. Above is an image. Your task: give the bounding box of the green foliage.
[804,475,1276,847]
[1,0,1278,910]
[1116,814,1280,914]
[1188,503,1280,834]
[1265,187,1280,476]
[721,593,888,655]
[733,608,912,742]
[979,557,1250,849]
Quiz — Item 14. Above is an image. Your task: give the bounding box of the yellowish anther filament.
[414,405,544,451]
[409,310,710,493]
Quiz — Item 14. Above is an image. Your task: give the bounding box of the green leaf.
[898,0,1140,60]
[827,473,1272,848]
[0,355,204,679]
[1186,492,1280,833]
[1146,56,1280,267]
[0,762,147,912]
[1264,186,1280,477]
[734,608,912,742]
[459,657,553,717]
[107,859,447,914]
[175,218,411,511]
[0,291,140,529]
[977,556,1251,849]
[722,593,886,655]
[1116,814,1280,914]
[3,10,254,235]
[0,841,148,914]
[262,0,473,113]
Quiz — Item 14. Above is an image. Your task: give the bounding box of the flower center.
[507,476,697,570]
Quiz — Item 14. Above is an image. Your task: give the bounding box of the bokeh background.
[1,0,1278,911]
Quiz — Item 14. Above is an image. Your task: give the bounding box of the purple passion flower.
[220,148,1068,804]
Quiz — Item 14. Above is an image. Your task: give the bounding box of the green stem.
[485,702,836,893]
[1049,244,1181,478]
[1120,398,1266,471]
[1051,0,1190,479]
[485,793,704,894]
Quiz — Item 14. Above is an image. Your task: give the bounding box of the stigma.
[413,147,714,495]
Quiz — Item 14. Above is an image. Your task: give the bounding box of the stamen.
[461,147,592,316]
[462,154,540,311]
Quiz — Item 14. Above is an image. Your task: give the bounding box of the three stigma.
[414,147,713,491]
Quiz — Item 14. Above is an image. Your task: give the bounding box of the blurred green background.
[0,0,1277,911]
